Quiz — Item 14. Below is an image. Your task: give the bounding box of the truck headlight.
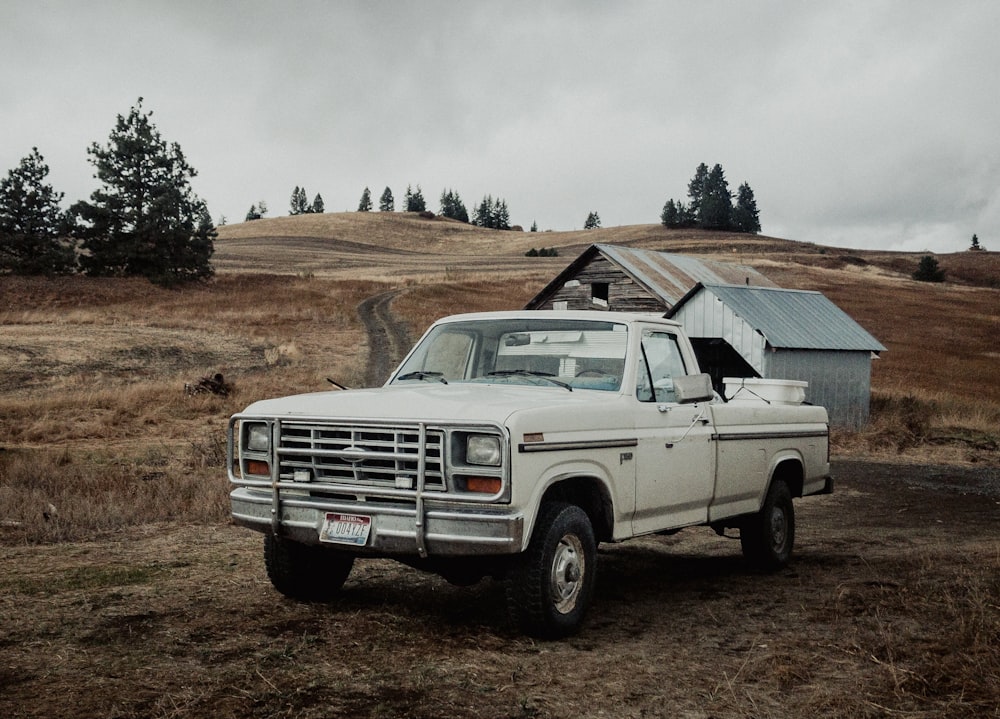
[466,435,501,466]
[245,422,270,452]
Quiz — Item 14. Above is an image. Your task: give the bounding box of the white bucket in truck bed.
[723,377,807,405]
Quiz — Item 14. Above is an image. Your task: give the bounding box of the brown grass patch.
[0,442,229,543]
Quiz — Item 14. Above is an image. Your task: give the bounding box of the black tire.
[506,502,597,639]
[740,479,795,571]
[264,534,355,602]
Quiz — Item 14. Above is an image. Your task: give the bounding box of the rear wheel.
[740,480,795,570]
[264,534,355,602]
[506,502,597,639]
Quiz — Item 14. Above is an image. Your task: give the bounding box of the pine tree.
[290,186,310,215]
[530,220,538,232]
[358,187,372,212]
[969,233,984,251]
[687,162,709,219]
[439,189,468,222]
[472,195,510,230]
[472,195,512,229]
[660,199,679,227]
[495,199,510,229]
[405,184,426,212]
[732,182,761,234]
[584,211,601,229]
[244,202,270,221]
[913,255,945,282]
[660,198,695,228]
[70,98,214,284]
[311,193,324,214]
[0,147,76,274]
[473,195,491,227]
[700,164,732,230]
[379,186,394,212]
[671,163,760,233]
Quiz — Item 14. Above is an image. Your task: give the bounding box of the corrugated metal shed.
[524,244,776,311]
[682,283,886,352]
[668,283,886,428]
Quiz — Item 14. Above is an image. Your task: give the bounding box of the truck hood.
[240,383,615,425]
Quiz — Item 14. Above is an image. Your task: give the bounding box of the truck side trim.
[518,438,639,453]
[712,430,828,442]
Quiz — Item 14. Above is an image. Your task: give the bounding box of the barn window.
[591,282,609,306]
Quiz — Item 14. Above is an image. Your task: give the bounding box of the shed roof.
[668,283,886,352]
[524,244,776,309]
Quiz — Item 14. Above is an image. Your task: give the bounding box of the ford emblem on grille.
[342,446,369,463]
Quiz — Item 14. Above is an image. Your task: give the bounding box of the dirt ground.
[2,459,998,719]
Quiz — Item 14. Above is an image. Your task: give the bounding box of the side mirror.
[673,373,714,404]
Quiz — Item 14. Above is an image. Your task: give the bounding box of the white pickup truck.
[229,311,832,637]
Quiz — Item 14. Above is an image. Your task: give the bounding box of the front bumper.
[231,488,524,556]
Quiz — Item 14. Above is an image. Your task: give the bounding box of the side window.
[636,331,687,403]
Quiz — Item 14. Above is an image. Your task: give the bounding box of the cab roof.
[430,310,682,327]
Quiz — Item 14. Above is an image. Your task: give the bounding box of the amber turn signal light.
[465,477,502,494]
[245,460,270,476]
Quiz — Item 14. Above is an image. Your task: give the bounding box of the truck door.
[632,329,716,534]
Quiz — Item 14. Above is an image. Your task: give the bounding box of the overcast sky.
[3,1,998,253]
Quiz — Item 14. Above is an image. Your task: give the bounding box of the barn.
[523,243,777,312]
[525,243,885,429]
[667,283,886,429]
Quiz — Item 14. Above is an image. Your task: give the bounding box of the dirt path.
[357,289,412,386]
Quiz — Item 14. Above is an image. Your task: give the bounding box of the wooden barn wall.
[763,349,873,429]
[537,256,667,312]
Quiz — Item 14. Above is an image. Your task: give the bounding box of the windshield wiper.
[487,370,572,391]
[396,371,448,384]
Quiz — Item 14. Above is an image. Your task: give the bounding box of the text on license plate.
[319,513,372,546]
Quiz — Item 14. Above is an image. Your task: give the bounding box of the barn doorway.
[688,338,758,395]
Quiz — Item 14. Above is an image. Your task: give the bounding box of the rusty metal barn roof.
[670,283,886,352]
[597,245,777,304]
[524,244,776,309]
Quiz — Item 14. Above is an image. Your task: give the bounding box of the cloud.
[2,1,998,251]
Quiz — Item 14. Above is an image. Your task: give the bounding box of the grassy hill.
[216,212,1000,459]
[216,211,999,287]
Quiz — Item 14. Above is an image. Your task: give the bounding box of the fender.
[515,455,626,550]
[759,451,806,506]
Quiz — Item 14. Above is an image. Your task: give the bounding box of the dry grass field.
[1,212,998,718]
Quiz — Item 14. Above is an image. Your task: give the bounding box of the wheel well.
[540,477,614,543]
[772,458,804,498]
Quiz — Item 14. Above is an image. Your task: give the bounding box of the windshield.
[391,317,628,391]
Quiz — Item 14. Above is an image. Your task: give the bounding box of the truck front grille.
[277,422,446,491]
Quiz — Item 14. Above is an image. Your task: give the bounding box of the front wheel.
[506,502,597,639]
[740,480,795,570]
[264,534,355,602]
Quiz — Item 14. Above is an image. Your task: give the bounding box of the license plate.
[319,513,372,546]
